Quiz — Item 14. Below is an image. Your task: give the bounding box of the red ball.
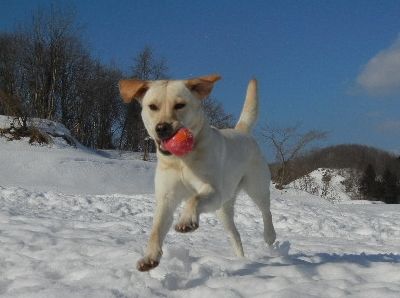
[162,128,194,156]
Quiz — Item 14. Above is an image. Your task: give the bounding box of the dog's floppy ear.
[185,74,221,99]
[119,79,149,103]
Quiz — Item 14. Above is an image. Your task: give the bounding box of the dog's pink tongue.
[162,128,194,156]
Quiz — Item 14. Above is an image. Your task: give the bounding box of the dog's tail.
[235,79,258,133]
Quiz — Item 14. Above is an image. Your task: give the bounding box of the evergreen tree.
[381,168,399,204]
[359,164,378,200]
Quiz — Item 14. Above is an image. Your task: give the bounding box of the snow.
[289,168,357,202]
[1,117,400,297]
[0,116,155,195]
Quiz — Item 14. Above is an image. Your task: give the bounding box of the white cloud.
[357,37,400,96]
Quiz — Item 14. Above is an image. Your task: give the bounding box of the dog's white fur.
[119,75,276,271]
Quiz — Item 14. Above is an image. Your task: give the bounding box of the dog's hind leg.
[216,199,244,257]
[241,169,276,246]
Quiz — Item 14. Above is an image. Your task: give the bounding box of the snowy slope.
[1,119,400,297]
[0,116,154,195]
[289,168,357,202]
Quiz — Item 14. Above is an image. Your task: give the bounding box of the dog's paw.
[174,220,199,233]
[136,257,160,272]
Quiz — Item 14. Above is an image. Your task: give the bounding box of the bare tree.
[131,46,168,80]
[261,123,327,189]
[0,5,124,149]
[21,6,79,120]
[1,10,235,153]
[202,97,235,129]
[0,33,22,97]
[90,63,123,149]
[65,56,123,149]
[0,90,29,129]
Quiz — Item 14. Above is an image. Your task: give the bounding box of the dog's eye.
[174,103,186,110]
[148,104,159,111]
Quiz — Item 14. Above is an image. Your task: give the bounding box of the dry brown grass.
[0,125,50,145]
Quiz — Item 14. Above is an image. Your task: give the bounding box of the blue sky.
[1,0,400,155]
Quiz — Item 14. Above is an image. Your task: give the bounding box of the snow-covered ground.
[289,168,358,202]
[1,117,400,297]
[0,116,154,195]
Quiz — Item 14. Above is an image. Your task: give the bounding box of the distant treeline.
[0,6,233,152]
[359,164,399,204]
[271,144,400,203]
[273,144,400,181]
[0,7,124,149]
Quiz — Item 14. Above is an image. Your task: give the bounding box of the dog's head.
[119,74,220,156]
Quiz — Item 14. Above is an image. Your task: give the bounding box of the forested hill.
[271,144,400,184]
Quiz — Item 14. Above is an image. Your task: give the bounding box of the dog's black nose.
[155,122,174,140]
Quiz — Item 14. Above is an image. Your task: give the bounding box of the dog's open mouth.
[156,129,179,156]
[157,140,172,156]
[155,127,194,157]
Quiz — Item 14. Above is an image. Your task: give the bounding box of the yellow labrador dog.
[119,75,276,271]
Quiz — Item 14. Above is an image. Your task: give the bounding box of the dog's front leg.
[175,184,221,233]
[137,192,180,272]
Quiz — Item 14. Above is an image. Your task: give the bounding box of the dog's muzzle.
[155,122,174,156]
[155,122,174,140]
